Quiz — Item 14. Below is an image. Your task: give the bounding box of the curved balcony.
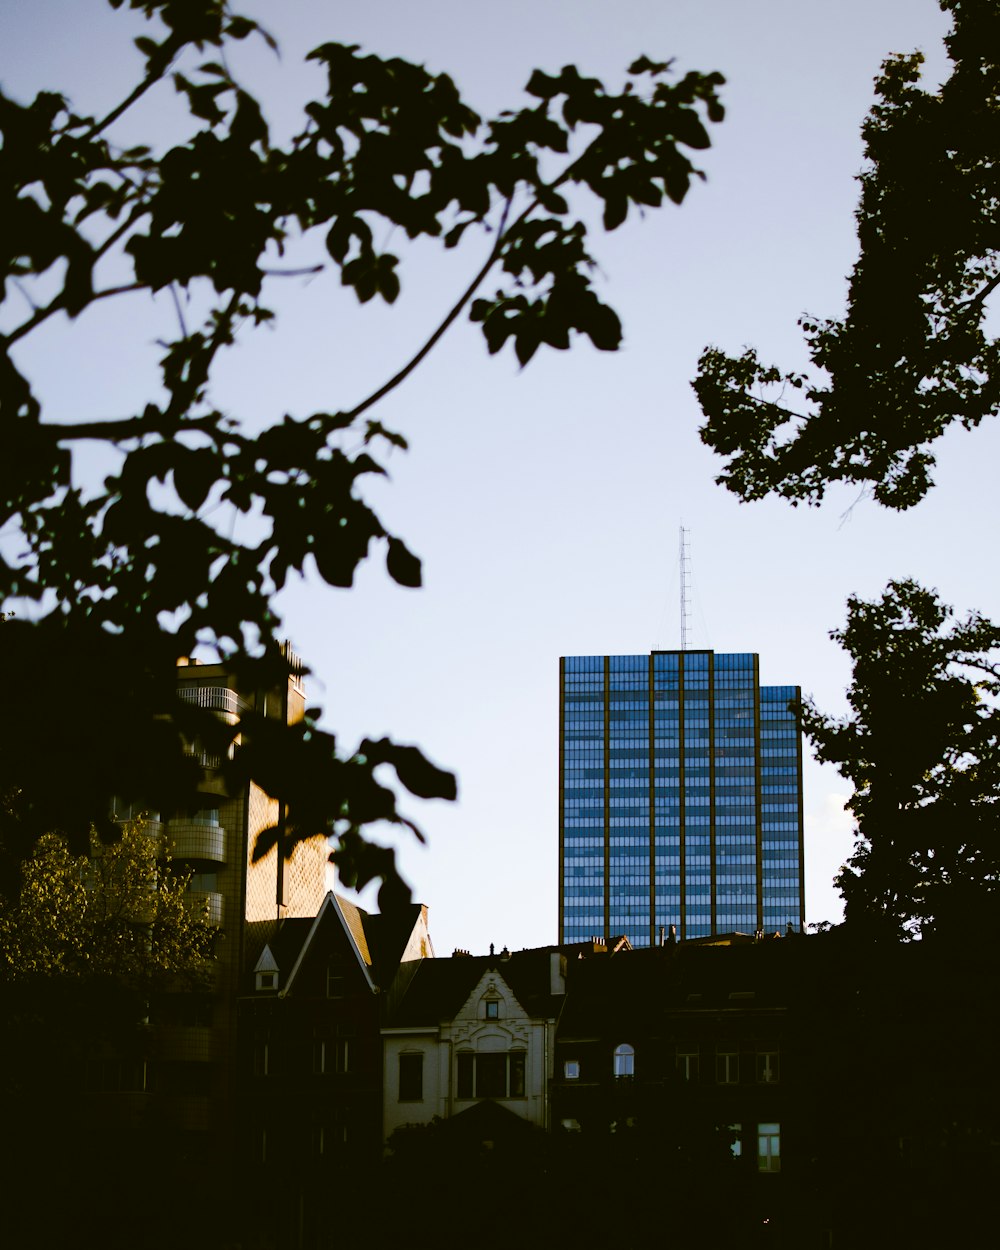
[177,685,246,725]
[187,890,224,926]
[168,822,226,864]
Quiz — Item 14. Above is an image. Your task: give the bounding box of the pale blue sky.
[4,1,992,955]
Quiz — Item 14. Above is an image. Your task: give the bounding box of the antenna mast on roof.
[679,524,691,651]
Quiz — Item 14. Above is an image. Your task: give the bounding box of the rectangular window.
[564,1059,580,1080]
[485,1000,499,1019]
[398,1052,423,1102]
[716,1048,740,1085]
[756,1048,780,1084]
[509,1051,526,1097]
[457,1052,526,1099]
[336,1038,349,1074]
[758,1122,781,1172]
[676,1047,699,1081]
[476,1052,507,1098]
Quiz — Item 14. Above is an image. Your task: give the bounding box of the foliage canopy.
[0,0,723,895]
[694,0,1000,510]
[804,580,1000,939]
[0,820,215,983]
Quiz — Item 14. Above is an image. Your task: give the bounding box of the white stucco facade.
[382,958,562,1144]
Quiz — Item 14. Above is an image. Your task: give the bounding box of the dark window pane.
[476,1053,507,1099]
[457,1052,473,1099]
[399,1053,422,1101]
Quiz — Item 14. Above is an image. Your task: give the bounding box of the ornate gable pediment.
[449,968,532,1047]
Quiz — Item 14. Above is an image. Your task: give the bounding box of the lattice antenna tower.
[679,525,691,651]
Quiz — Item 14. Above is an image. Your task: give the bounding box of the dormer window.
[485,999,499,1019]
[253,943,279,992]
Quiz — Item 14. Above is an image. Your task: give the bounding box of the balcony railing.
[181,746,223,770]
[167,823,226,864]
[177,685,246,715]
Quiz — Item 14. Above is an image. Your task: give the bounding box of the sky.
[3,0,995,957]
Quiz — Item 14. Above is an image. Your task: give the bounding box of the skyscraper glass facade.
[560,651,804,947]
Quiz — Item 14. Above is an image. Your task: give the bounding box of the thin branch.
[957,270,1000,317]
[742,389,811,426]
[45,412,224,445]
[3,211,147,347]
[344,197,522,424]
[10,279,39,315]
[260,264,325,278]
[93,282,147,303]
[3,281,149,348]
[80,47,177,145]
[169,284,189,340]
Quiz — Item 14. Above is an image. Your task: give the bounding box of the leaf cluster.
[0,1,723,891]
[695,0,1000,509]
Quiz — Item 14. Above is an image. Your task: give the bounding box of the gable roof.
[335,895,372,966]
[253,944,279,975]
[281,892,376,994]
[272,892,431,996]
[386,947,566,1027]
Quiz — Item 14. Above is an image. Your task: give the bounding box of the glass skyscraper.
[559,651,804,946]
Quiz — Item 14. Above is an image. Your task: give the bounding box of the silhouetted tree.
[0,0,724,896]
[694,0,1000,935]
[695,0,999,510]
[803,580,1000,939]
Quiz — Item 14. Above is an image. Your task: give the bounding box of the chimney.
[550,951,567,996]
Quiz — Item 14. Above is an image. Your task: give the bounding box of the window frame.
[455,1050,527,1100]
[715,1046,740,1085]
[675,1045,699,1082]
[757,1122,781,1172]
[756,1047,780,1084]
[398,1051,423,1102]
[613,1042,635,1080]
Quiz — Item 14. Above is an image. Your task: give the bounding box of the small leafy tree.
[0,820,214,983]
[803,580,1000,938]
[694,0,1000,510]
[0,0,724,897]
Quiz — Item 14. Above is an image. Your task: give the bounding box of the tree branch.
[260,264,325,278]
[45,411,225,445]
[957,270,1000,317]
[344,197,521,424]
[80,36,182,145]
[3,212,147,347]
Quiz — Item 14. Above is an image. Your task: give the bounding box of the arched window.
[613,1043,634,1079]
